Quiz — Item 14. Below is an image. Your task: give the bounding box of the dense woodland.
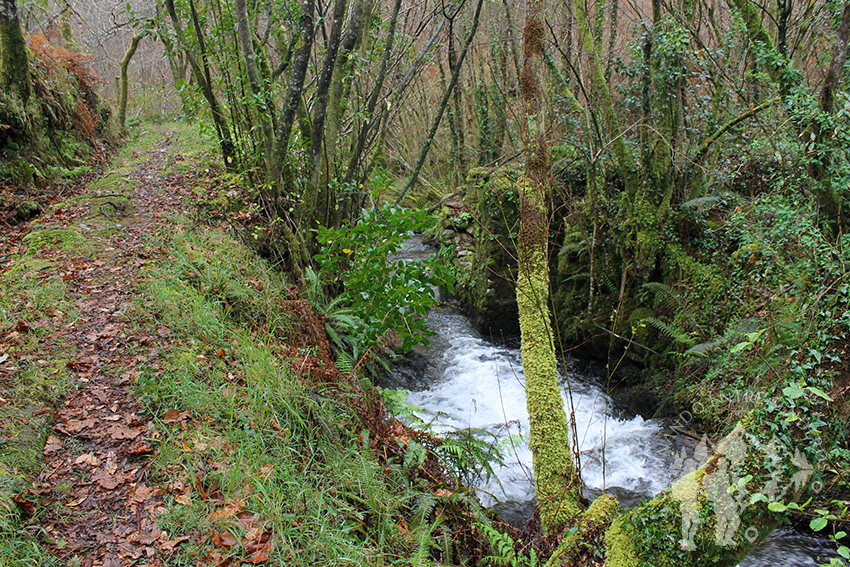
[2,0,850,565]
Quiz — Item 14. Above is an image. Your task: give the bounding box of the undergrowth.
[131,224,498,565]
[0,34,114,188]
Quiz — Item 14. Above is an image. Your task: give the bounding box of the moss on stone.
[438,165,522,333]
[22,228,87,253]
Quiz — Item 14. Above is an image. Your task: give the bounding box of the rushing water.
[385,237,840,566]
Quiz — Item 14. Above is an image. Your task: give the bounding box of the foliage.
[315,204,451,357]
[0,34,114,187]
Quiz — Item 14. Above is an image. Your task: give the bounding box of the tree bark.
[234,0,274,168]
[517,0,581,533]
[118,34,142,130]
[0,0,31,103]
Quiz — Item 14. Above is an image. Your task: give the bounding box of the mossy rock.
[15,201,39,222]
[22,228,87,253]
[437,166,523,334]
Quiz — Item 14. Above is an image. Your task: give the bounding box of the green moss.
[21,228,88,253]
[516,175,581,531]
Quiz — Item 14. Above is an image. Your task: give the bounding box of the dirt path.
[10,135,195,566]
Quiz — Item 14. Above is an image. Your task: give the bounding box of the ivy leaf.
[782,384,805,399]
[810,517,828,531]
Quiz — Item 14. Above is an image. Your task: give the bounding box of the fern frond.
[644,316,696,347]
[681,196,722,210]
[641,282,683,312]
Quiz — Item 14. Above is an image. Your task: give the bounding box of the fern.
[335,351,354,374]
[475,522,537,567]
[684,339,725,358]
[644,316,696,347]
[681,195,722,210]
[641,282,683,313]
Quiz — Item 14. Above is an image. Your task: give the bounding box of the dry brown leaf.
[211,500,243,520]
[175,492,193,506]
[159,535,190,552]
[211,530,238,547]
[92,469,119,490]
[74,453,100,466]
[108,424,142,440]
[258,464,275,480]
[104,451,118,474]
[162,409,190,423]
[64,418,97,432]
[66,493,89,507]
[129,484,156,504]
[44,435,63,453]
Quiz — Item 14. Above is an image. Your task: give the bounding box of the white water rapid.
[385,236,840,566]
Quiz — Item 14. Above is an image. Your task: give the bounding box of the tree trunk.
[517,0,581,533]
[396,0,485,203]
[164,0,236,168]
[0,0,31,103]
[234,0,274,169]
[118,34,142,130]
[273,0,316,190]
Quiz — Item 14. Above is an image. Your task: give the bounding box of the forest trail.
[3,128,199,566]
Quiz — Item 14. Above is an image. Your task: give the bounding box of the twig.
[99,206,118,222]
[593,323,661,355]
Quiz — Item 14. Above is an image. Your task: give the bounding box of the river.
[383,237,839,566]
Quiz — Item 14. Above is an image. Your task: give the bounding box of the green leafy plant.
[315,205,452,357]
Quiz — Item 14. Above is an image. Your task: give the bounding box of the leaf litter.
[5,134,205,566]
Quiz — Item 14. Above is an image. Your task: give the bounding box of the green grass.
[0,244,75,566]
[131,228,425,565]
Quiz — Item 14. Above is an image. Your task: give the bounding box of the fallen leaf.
[211,500,243,520]
[129,484,156,504]
[104,451,118,474]
[156,326,173,337]
[434,489,453,497]
[64,418,97,432]
[175,492,193,506]
[74,453,101,466]
[130,532,160,545]
[92,469,119,490]
[44,435,63,453]
[162,409,189,423]
[66,493,89,507]
[16,320,30,333]
[211,530,238,547]
[159,535,190,552]
[258,464,275,480]
[108,424,143,440]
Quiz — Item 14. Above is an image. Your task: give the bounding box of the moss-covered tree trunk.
[517,0,581,533]
[118,34,142,130]
[0,0,31,103]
